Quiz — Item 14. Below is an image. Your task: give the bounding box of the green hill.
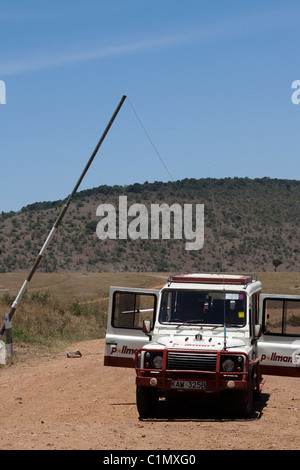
[0,177,299,274]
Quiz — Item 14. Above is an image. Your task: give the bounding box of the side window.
[112,292,156,329]
[263,298,300,336]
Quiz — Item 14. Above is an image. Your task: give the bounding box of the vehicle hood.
[151,333,247,352]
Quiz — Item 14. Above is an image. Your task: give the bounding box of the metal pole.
[0,95,127,343]
[4,313,13,358]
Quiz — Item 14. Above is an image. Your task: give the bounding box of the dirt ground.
[0,338,299,452]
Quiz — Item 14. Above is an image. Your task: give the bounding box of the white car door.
[258,294,300,377]
[104,286,159,368]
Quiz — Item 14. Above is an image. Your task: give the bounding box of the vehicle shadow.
[141,392,270,422]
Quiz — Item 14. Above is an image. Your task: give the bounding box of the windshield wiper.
[175,319,209,328]
[174,320,228,329]
[175,320,201,328]
[184,319,203,323]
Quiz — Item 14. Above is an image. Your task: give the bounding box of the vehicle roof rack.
[167,273,257,285]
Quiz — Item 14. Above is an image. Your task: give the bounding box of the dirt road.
[0,338,299,451]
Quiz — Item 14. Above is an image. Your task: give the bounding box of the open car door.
[258,294,300,377]
[104,286,159,368]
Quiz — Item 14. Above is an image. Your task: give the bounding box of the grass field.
[0,271,300,355]
[1,271,300,299]
[0,271,168,301]
[0,272,168,353]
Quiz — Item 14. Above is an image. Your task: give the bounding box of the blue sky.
[1,0,300,213]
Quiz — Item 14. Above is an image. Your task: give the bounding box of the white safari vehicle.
[104,273,300,417]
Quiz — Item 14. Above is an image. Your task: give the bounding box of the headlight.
[143,351,164,369]
[222,355,244,372]
[222,359,235,372]
[152,355,163,369]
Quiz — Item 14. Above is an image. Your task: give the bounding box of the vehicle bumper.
[135,348,256,394]
[136,373,249,393]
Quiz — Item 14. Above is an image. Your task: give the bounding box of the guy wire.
[126,96,180,193]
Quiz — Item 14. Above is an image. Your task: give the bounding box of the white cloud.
[0,33,196,76]
[1,5,299,77]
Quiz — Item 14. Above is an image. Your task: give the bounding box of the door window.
[112,291,156,329]
[263,298,300,336]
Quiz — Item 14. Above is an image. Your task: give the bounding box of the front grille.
[167,351,217,372]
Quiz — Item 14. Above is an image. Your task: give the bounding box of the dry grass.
[0,271,168,301]
[257,272,300,294]
[0,272,168,355]
[0,271,299,356]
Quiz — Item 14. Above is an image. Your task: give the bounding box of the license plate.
[170,380,206,390]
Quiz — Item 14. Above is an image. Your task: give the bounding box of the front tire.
[136,386,158,418]
[234,381,253,418]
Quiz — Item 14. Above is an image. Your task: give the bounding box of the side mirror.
[143,320,151,334]
[254,324,262,338]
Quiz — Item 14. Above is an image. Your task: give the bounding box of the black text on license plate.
[171,380,206,390]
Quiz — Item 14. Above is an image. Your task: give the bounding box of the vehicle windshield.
[159,289,246,327]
